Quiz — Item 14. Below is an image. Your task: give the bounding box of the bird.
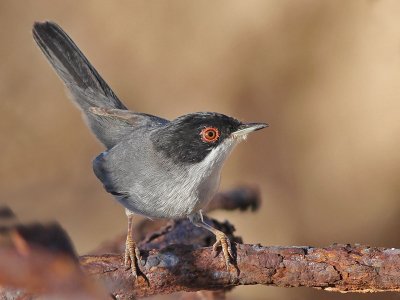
[32,21,268,278]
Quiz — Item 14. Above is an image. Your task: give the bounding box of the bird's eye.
[200,127,220,143]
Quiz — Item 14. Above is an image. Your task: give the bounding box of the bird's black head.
[151,112,267,165]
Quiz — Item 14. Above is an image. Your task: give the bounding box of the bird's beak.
[232,122,269,138]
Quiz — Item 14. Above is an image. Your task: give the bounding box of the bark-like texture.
[84,241,400,298]
[1,187,400,299]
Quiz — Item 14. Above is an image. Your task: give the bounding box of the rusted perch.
[0,187,259,299]
[2,189,400,299]
[82,243,400,298]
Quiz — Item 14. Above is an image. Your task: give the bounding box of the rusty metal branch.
[84,239,400,298]
[2,187,400,300]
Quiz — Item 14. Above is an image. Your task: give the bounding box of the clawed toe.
[212,232,234,270]
[124,235,142,278]
[189,212,236,271]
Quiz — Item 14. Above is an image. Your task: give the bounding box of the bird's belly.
[117,192,199,219]
[117,170,221,219]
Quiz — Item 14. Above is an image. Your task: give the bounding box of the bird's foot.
[124,234,142,279]
[212,230,234,270]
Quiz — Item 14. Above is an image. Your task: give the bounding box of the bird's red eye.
[200,127,220,143]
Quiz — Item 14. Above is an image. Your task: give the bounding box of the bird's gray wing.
[88,107,169,128]
[32,21,142,148]
[92,134,173,217]
[92,133,157,198]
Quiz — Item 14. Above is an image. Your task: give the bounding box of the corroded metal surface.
[84,237,400,298]
[2,197,400,299]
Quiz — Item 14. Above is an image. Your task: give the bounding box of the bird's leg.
[189,211,234,269]
[124,210,141,278]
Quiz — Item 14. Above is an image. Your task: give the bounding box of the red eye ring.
[200,127,220,143]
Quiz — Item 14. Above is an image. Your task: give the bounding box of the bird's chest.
[177,156,223,213]
[148,160,222,217]
[191,164,221,210]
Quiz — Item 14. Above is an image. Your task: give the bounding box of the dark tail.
[33,21,129,148]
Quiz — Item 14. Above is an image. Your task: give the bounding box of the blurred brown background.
[1,1,400,299]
